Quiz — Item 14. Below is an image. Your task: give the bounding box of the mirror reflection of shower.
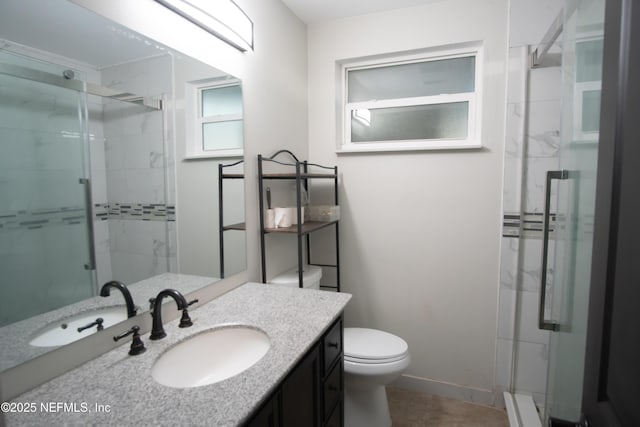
[0,47,172,327]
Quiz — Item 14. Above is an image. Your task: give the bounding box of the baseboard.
[504,392,543,427]
[504,392,520,427]
[391,374,496,406]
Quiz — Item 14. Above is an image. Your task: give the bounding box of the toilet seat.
[345,353,407,364]
[344,328,409,364]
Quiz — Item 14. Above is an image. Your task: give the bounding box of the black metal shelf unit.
[258,150,340,291]
[219,159,244,279]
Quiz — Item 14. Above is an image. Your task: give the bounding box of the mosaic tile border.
[503,212,559,238]
[0,203,175,231]
[0,207,88,231]
[94,203,175,222]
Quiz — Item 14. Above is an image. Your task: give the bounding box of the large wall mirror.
[0,0,246,372]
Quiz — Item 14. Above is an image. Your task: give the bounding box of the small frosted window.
[341,45,481,151]
[581,90,601,133]
[198,84,243,154]
[351,102,469,142]
[348,57,474,102]
[576,40,603,83]
[203,120,244,151]
[202,85,243,116]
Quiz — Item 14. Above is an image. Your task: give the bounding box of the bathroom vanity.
[4,283,350,426]
[246,315,343,427]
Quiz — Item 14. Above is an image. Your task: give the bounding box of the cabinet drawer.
[324,400,342,427]
[323,318,342,374]
[323,360,342,420]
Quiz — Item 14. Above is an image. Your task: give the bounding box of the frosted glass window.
[197,83,243,154]
[573,40,602,142]
[351,102,468,142]
[341,45,481,151]
[348,57,475,102]
[203,120,244,150]
[581,90,601,133]
[576,40,603,83]
[202,85,243,116]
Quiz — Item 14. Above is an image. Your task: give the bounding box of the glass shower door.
[542,0,605,423]
[0,51,95,326]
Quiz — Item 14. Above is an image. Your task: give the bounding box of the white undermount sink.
[29,306,128,347]
[151,326,271,388]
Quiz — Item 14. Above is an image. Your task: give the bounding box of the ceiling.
[0,0,164,68]
[0,0,446,67]
[280,0,444,23]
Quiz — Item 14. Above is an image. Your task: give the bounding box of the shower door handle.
[539,170,569,331]
[80,178,97,271]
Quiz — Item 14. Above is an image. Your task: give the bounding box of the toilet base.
[344,384,391,427]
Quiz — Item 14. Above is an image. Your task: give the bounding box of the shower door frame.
[0,52,97,323]
[0,62,163,110]
[580,0,640,425]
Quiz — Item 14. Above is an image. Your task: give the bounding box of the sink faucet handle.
[113,325,146,356]
[77,317,104,333]
[177,299,199,328]
[178,309,193,328]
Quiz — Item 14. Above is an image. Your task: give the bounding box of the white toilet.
[268,265,322,290]
[270,267,410,427]
[344,327,410,427]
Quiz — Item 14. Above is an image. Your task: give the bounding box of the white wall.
[172,55,246,278]
[307,0,508,401]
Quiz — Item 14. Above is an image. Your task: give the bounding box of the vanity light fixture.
[154,0,253,52]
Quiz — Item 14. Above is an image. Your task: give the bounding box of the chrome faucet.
[149,289,195,340]
[99,280,137,318]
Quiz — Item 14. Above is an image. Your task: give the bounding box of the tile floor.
[387,387,510,426]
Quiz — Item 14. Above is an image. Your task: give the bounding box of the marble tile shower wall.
[495,0,563,407]
[95,54,176,286]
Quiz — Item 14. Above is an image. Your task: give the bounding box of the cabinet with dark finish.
[321,317,343,426]
[245,391,279,427]
[281,343,321,426]
[244,315,344,427]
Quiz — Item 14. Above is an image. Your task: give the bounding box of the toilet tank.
[269,265,322,290]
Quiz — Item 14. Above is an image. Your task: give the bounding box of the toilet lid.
[344,328,408,362]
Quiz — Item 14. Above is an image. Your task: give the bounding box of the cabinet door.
[322,318,343,374]
[323,361,342,421]
[281,344,321,427]
[244,391,279,427]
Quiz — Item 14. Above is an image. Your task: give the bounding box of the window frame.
[338,43,483,153]
[184,79,244,159]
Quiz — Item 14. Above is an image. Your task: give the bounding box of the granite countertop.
[5,282,351,426]
[0,273,217,372]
